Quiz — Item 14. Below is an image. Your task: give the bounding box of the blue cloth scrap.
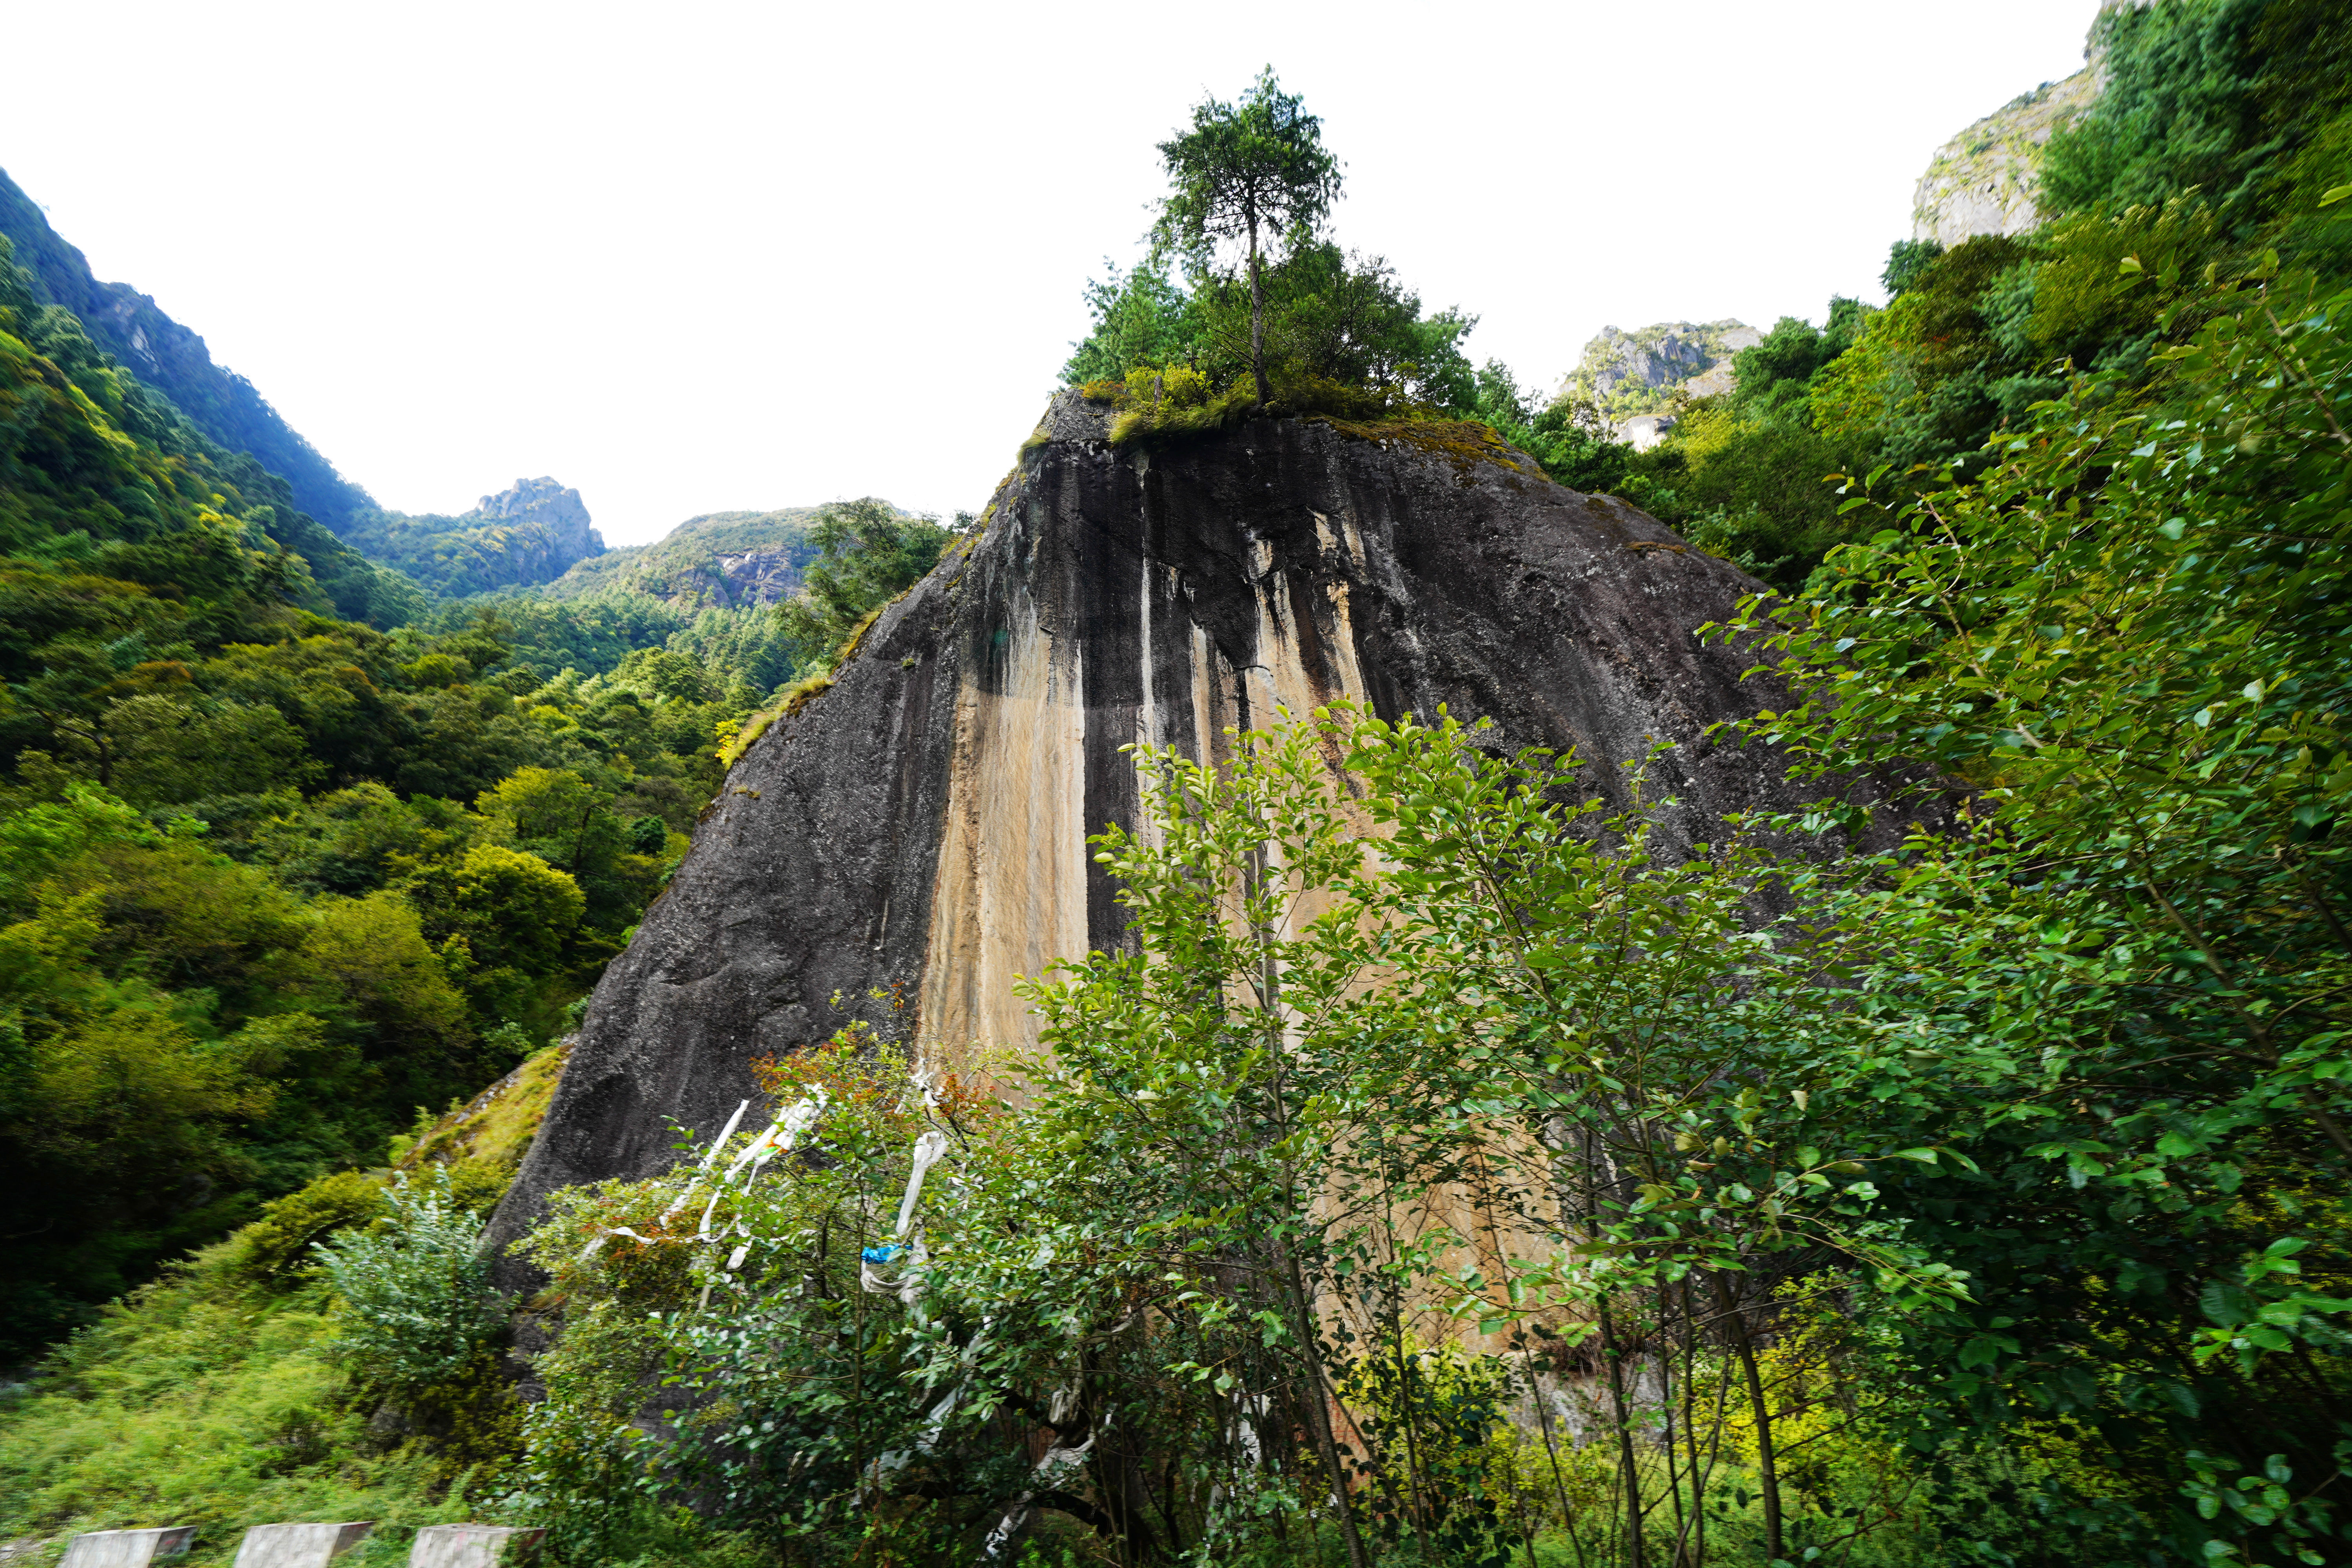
[861,1243,905,1265]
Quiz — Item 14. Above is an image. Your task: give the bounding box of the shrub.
[315,1167,503,1396]
[232,1169,388,1282]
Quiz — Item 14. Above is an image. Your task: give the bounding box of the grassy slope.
[0,1049,568,1564]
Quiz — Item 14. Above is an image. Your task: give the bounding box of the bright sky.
[4,1,2103,546]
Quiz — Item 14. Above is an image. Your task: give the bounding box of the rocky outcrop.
[484,394,1908,1278]
[345,478,606,596]
[1907,0,2149,249]
[463,477,603,574]
[1613,413,1679,451]
[702,549,800,608]
[1910,71,2100,249]
[526,508,817,608]
[1559,321,1760,417]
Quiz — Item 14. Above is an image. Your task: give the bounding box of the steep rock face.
[1560,320,1760,413]
[1907,0,2150,249]
[1910,71,2100,248]
[485,396,1879,1273]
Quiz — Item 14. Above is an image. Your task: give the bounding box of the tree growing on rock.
[1151,67,1343,408]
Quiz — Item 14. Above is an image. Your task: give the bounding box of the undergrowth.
[0,1050,566,1566]
[1080,365,1526,481]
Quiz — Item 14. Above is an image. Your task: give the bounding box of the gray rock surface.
[1910,71,2100,248]
[1558,321,1760,415]
[523,507,820,608]
[706,548,801,608]
[61,1532,193,1568]
[460,478,605,581]
[231,1525,371,1568]
[1611,413,1679,451]
[485,394,1917,1292]
[405,1528,540,1568]
[1908,0,2151,249]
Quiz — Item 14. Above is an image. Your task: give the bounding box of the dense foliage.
[773,499,955,670]
[1618,0,2352,592]
[0,238,935,1358]
[477,254,2351,1568]
[5,27,2351,1568]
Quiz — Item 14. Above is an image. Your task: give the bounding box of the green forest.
[0,221,950,1356]
[2,1,2350,1565]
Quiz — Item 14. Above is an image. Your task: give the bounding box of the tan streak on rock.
[916,601,1088,1067]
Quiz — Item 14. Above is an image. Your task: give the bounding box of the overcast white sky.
[4,1,2103,546]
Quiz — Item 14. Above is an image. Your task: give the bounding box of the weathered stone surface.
[1611,413,1679,451]
[1559,320,1759,412]
[459,477,605,582]
[231,1524,371,1568]
[406,1526,541,1568]
[1910,70,2100,249]
[1908,0,2151,249]
[61,1530,193,1568]
[485,395,1907,1288]
[707,548,800,608]
[528,508,819,609]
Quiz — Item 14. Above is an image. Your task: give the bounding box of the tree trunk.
[1598,1295,1646,1568]
[1247,218,1270,409]
[1275,1237,1372,1568]
[1718,1275,1784,1564]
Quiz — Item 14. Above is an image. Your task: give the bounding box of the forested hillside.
[0,221,944,1357]
[0,167,378,535]
[1602,0,2352,589]
[0,6,2347,1567]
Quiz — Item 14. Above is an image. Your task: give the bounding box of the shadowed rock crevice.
[485,393,1884,1281]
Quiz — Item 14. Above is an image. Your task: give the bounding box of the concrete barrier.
[406,1526,542,1568]
[232,1524,372,1568]
[61,1530,195,1568]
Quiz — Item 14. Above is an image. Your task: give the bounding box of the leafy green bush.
[1720,255,2352,1567]
[316,1169,503,1397]
[772,499,951,676]
[231,1170,389,1282]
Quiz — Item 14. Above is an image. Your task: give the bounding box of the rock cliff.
[1907,0,2151,249]
[485,395,1888,1278]
[1909,72,2101,249]
[343,477,606,596]
[1559,320,1760,416]
[526,508,820,608]
[463,477,604,577]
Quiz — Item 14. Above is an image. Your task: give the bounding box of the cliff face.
[1910,71,2101,249]
[528,509,820,609]
[462,476,606,582]
[1559,320,1760,416]
[485,395,1873,1272]
[1907,0,2150,249]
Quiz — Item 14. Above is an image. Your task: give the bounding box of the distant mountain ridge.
[344,478,608,599]
[0,165,377,535]
[521,508,820,607]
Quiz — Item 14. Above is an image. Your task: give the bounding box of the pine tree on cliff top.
[1151,67,1342,409]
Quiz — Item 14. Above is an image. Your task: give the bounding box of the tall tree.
[1151,67,1343,408]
